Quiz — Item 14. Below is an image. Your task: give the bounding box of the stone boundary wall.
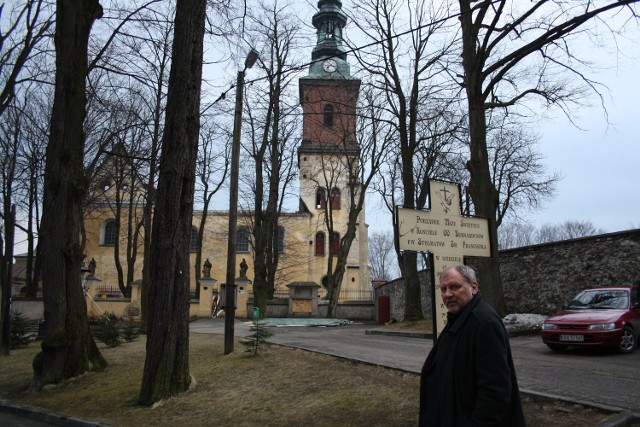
[374,270,434,323]
[374,229,640,319]
[498,229,640,315]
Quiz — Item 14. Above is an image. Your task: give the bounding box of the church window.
[190,227,199,252]
[237,227,250,253]
[331,232,340,254]
[324,104,334,127]
[277,226,285,254]
[315,232,325,256]
[330,188,341,210]
[102,220,117,246]
[316,188,327,209]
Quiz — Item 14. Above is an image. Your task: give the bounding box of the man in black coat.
[419,265,526,426]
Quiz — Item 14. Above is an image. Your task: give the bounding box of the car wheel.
[546,344,568,352]
[618,326,637,354]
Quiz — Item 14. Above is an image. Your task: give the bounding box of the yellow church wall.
[82,203,369,303]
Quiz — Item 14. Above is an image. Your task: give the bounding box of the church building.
[81,0,370,316]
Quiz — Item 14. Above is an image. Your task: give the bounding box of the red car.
[541,284,640,354]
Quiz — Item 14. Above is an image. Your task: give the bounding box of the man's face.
[439,269,478,314]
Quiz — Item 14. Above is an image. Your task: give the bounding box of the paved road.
[191,318,640,414]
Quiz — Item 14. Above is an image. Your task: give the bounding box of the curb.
[365,329,432,339]
[597,411,640,427]
[0,399,112,427]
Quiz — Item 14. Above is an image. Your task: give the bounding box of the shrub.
[93,314,121,348]
[10,310,34,349]
[240,319,274,355]
[121,318,140,342]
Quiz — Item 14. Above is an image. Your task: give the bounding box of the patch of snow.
[503,313,547,328]
[245,318,352,327]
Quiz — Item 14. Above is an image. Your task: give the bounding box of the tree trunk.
[1,206,15,355]
[138,0,206,406]
[33,0,106,388]
[459,0,506,315]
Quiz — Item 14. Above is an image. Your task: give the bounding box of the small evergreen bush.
[121,318,140,342]
[10,310,34,349]
[93,313,121,348]
[240,319,274,355]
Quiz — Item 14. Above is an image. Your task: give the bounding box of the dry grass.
[0,331,614,427]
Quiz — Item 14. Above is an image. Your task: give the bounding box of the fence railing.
[94,286,124,299]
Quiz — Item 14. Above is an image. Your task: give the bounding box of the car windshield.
[567,290,629,310]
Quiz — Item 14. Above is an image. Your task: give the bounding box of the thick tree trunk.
[138,0,206,406]
[33,0,106,388]
[459,0,506,315]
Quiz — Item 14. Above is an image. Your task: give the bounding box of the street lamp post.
[224,49,259,355]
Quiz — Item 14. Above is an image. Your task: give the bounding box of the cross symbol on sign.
[396,180,492,338]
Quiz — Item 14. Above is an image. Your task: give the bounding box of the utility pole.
[224,49,259,355]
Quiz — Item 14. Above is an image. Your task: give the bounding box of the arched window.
[331,232,340,254]
[323,104,334,127]
[190,227,199,252]
[315,232,325,256]
[237,227,250,253]
[102,220,117,246]
[330,188,341,210]
[315,188,326,209]
[277,226,285,254]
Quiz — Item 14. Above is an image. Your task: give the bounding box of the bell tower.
[298,0,369,292]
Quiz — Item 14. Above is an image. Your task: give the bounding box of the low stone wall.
[12,299,44,320]
[374,229,640,319]
[15,296,375,321]
[374,270,433,323]
[499,229,640,315]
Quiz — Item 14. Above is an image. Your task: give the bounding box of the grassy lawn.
[0,331,614,427]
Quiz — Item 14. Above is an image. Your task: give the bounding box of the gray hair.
[441,265,478,284]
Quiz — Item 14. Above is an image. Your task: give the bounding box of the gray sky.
[528,56,639,233]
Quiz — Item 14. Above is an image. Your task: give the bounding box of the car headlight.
[542,323,558,330]
[587,323,616,331]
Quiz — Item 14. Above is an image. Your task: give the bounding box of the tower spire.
[307,0,351,78]
[311,0,348,61]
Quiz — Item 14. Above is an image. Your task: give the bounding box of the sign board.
[396,180,492,337]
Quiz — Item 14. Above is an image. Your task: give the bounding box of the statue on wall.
[88,258,97,277]
[203,258,212,278]
[239,258,248,278]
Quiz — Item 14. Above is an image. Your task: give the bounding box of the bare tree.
[487,118,560,227]
[242,0,303,317]
[33,0,106,387]
[536,220,605,243]
[368,230,397,280]
[138,0,207,406]
[0,0,54,118]
[14,86,50,298]
[348,0,463,320]
[497,221,536,249]
[456,0,640,315]
[84,0,175,320]
[193,115,229,297]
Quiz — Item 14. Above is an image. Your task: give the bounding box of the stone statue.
[203,258,212,278]
[88,258,97,277]
[239,258,248,278]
